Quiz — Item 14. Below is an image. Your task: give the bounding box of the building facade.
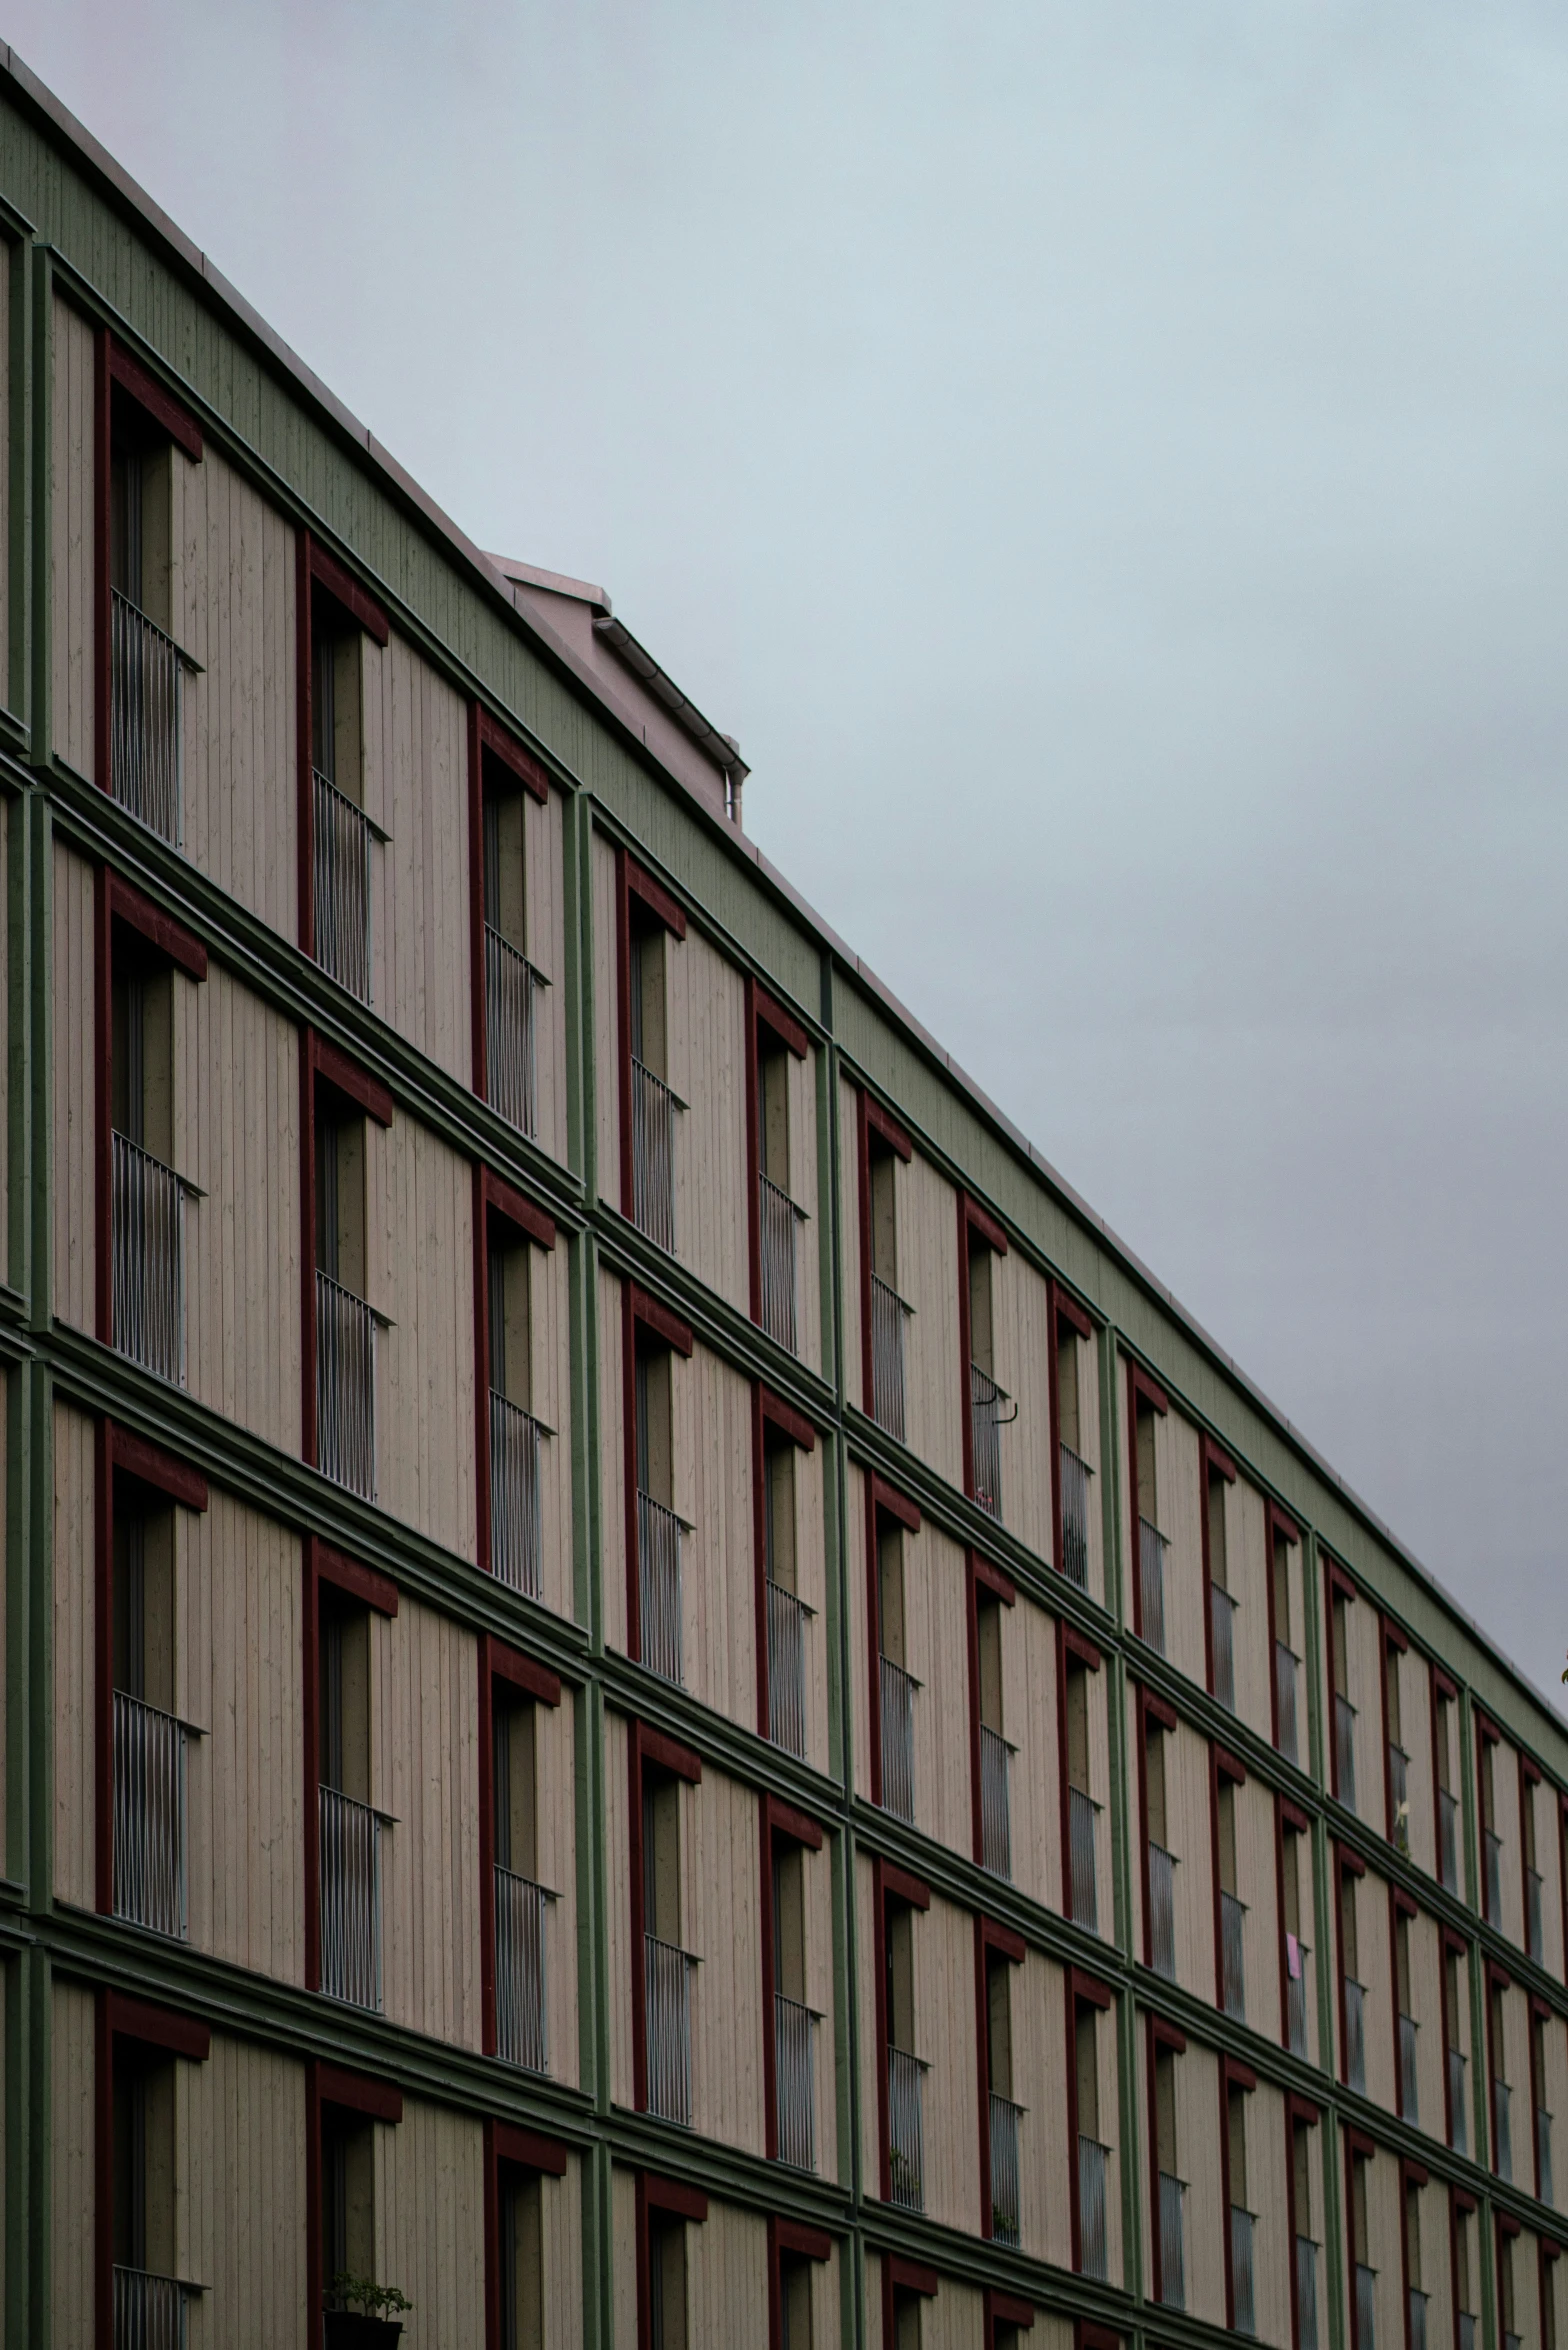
[0,45,1564,2350]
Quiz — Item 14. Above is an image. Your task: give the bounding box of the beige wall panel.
[1249,2080,1292,2349]
[368,1114,477,1559]
[172,446,297,934]
[989,1248,1054,1560]
[373,1597,481,2049]
[688,1766,765,2154]
[1170,1719,1215,1999]
[846,1463,873,1803]
[605,1710,634,2109]
[374,2097,485,2345]
[178,2034,307,2350]
[1226,1477,1272,1742]
[1015,1948,1072,2267]
[688,2200,769,2344]
[175,963,302,1456]
[362,632,471,1083]
[922,2277,986,2350]
[611,2165,638,2344]
[839,1076,863,1414]
[598,1266,628,1654]
[1181,2039,1226,2327]
[1154,1404,1207,1688]
[530,1234,576,1621]
[902,1524,972,1858]
[920,1893,981,2236]
[1408,1910,1444,2149]
[686,1342,756,1730]
[665,927,748,1311]
[1547,2247,1568,2350]
[1007,1593,1063,1916]
[1501,1980,1530,2160]
[180,1491,303,1981]
[1364,2146,1403,2350]
[539,2157,585,2348]
[524,784,571,1164]
[855,1851,881,2192]
[1237,1773,1281,2045]
[52,295,95,777]
[898,1148,963,1491]
[788,1043,823,1375]
[52,1979,96,2348]
[538,1690,579,2089]
[53,841,97,1333]
[1543,2015,1568,2213]
[53,1401,96,1908]
[592,828,621,1207]
[1512,2231,1542,2350]
[1353,1870,1396,2115]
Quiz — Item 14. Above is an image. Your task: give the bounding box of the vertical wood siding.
[373,1596,481,2048]
[597,1268,627,1654]
[1181,2039,1225,2326]
[1170,1719,1216,1997]
[174,962,302,1456]
[838,1076,863,1415]
[530,1234,576,1620]
[1015,1948,1072,2266]
[901,1523,972,1860]
[179,1491,303,1982]
[610,2165,637,2344]
[176,2034,307,2350]
[921,2276,987,2350]
[1409,1909,1444,2143]
[171,446,297,935]
[373,2096,485,2345]
[538,1689,580,2090]
[855,1852,880,2193]
[591,828,620,1207]
[52,841,97,1333]
[52,1979,96,2348]
[685,1341,755,1728]
[604,1710,634,2109]
[1355,1869,1396,2116]
[1416,2176,1453,2350]
[918,1892,981,2236]
[539,2157,585,2348]
[1363,2144,1403,2350]
[686,2200,769,2343]
[988,1246,1053,1559]
[897,1148,963,1492]
[665,927,748,1312]
[1543,2011,1568,2215]
[51,294,95,777]
[53,1401,96,1908]
[1007,1593,1063,1916]
[1237,1773,1281,2044]
[687,1765,765,2154]
[362,632,472,1084]
[1248,2080,1291,2348]
[368,1112,476,1559]
[524,784,571,1164]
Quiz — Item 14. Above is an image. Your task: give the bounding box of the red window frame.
[871,1856,931,2202]
[759,1794,825,2162]
[1264,1501,1301,1755]
[1136,1684,1179,1971]
[1057,1624,1103,1928]
[298,1029,393,1473]
[1066,1969,1115,2273]
[304,2058,403,2338]
[477,1635,563,2059]
[620,1282,694,1669]
[293,530,389,968]
[1324,1559,1358,1808]
[1124,1361,1168,1642]
[483,2120,568,2350]
[1285,2094,1322,2350]
[471,1164,557,1578]
[1211,1744,1247,2015]
[1335,1842,1367,2091]
[1381,1616,1409,1847]
[766,2216,833,2350]
[853,1086,912,1417]
[974,1913,1027,2240]
[1145,2011,1186,2305]
[863,1472,920,1810]
[1199,1435,1237,1700]
[1047,1283,1094,1579]
[1276,1794,1312,2057]
[627,1720,701,2113]
[967,1551,1017,1867]
[1219,2055,1257,2332]
[955,1191,1008,1507]
[95,1991,212,2346]
[301,1536,397,1993]
[465,702,550,1106]
[751,1384,817,1740]
[613,849,687,1225]
[744,979,809,1331]
[1391,1886,1418,2122]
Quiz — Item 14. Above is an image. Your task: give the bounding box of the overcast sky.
[17,2,1567,1710]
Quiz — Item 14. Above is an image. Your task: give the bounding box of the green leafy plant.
[329,2274,413,2318]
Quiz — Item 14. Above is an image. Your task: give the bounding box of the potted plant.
[324,2274,413,2347]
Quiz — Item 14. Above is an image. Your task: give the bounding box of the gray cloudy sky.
[18,3,1567,1708]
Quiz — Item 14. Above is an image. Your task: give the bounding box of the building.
[0,41,1563,2350]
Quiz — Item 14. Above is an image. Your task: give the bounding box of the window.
[1350,2151,1375,2350]
[310,1052,386,1502]
[111,1481,187,1938]
[317,1583,383,2011]
[1282,1816,1310,2056]
[492,1693,548,2072]
[107,900,199,1386]
[1145,1712,1176,1980]
[321,2105,375,2310]
[1218,1771,1245,2021]
[627,1294,694,1687]
[1479,1727,1503,1927]
[303,545,388,1004]
[1396,1905,1419,2125]
[892,2287,923,2350]
[1055,1302,1094,1588]
[477,1177,556,1600]
[1132,1380,1169,1654]
[1272,1513,1302,1763]
[1341,1868,1367,2094]
[981,1931,1024,2247]
[1405,2178,1425,2350]
[1292,2117,1320,2350]
[105,346,200,843]
[1454,2199,1478,2350]
[751,991,808,1354]
[962,1201,1011,1522]
[766,1811,822,2173]
[1434,1683,1460,1893]
[623,871,683,1255]
[974,1576,1013,1880]
[1228,2080,1256,2336]
[497,2166,543,2349]
[1499,2229,1522,2350]
[632,1729,700,2128]
[1387,1637,1410,1853]
[778,2253,812,2350]
[1523,1771,1544,1965]
[477,726,548,1139]
[647,2210,687,2350]
[1074,1995,1110,2279]
[1491,1977,1514,2182]
[865,1116,912,1442]
[879,1867,930,2214]
[1332,1585,1358,1814]
[1154,2034,1185,2307]
[112,2043,178,2318]
[759,1391,816,1759]
[1065,1651,1099,1931]
[1444,1941,1469,2155]
[876,1508,917,1825]
[1532,2004,1554,2205]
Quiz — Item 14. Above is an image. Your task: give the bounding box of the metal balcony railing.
[1297,2237,1319,2350]
[113,1691,188,1939]
[484,925,543,1138]
[766,1577,811,1759]
[1449,2047,1468,2154]
[1494,2076,1513,2182]
[1345,1976,1366,2093]
[1528,1867,1545,1966]
[1149,1842,1177,1980]
[887,2045,926,2212]
[494,1864,552,2073]
[319,1785,384,2010]
[1355,2263,1377,2350]
[316,1271,377,1500]
[112,1133,188,1385]
[637,1491,685,1686]
[989,2092,1022,2247]
[1211,1583,1237,1712]
[1158,2172,1186,2309]
[1060,1443,1092,1588]
[1389,1742,1409,1852]
[970,1363,1008,1520]
[1485,1830,1504,1925]
[979,1723,1013,1881]
[1409,2288,1428,2350]
[313,769,381,1003]
[870,1273,912,1442]
[774,1991,817,2172]
[1078,2135,1109,2280]
[110,591,185,847]
[631,1058,679,1255]
[1285,1934,1309,2055]
[1221,1889,1246,2021]
[113,2265,189,2350]
[1335,1693,1357,1813]
[1400,2013,1419,2124]
[1276,1642,1301,1764]
[1231,2206,1256,2336]
[880,1655,917,1824]
[759,1174,804,1354]
[490,1392,543,1600]
[1538,2105,1553,2206]
[1138,1518,1168,1654]
[1069,1786,1100,1933]
[1439,1790,1460,1893]
[644,1933,696,2125]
